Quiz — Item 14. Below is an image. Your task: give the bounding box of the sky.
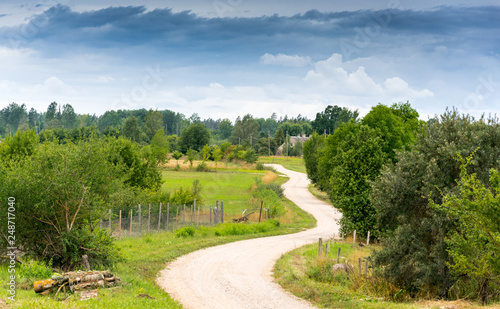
[0,0,499,122]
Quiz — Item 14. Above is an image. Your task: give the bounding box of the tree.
[213,146,223,167]
[184,149,196,168]
[172,150,183,166]
[362,102,419,162]
[311,105,358,135]
[179,123,210,153]
[371,110,500,298]
[303,132,325,185]
[143,109,164,142]
[432,154,500,304]
[202,144,211,162]
[123,115,141,143]
[1,103,28,134]
[61,104,78,129]
[218,118,233,139]
[230,114,259,146]
[150,129,169,164]
[0,138,123,269]
[0,129,38,163]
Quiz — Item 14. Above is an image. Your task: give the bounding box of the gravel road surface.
[157,164,341,309]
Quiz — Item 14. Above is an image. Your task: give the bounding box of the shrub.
[175,226,195,237]
[256,162,265,170]
[18,259,54,284]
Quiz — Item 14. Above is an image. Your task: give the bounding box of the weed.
[175,226,195,237]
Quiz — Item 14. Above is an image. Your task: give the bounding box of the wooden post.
[166,203,170,231]
[148,204,151,233]
[99,218,103,229]
[325,242,330,258]
[259,200,263,223]
[183,204,186,227]
[129,209,133,236]
[365,260,369,275]
[138,204,142,236]
[210,206,212,225]
[337,247,341,263]
[318,238,323,257]
[221,201,224,223]
[176,207,178,230]
[82,255,91,271]
[359,258,362,275]
[353,230,356,244]
[158,203,162,231]
[367,231,370,245]
[119,210,122,233]
[108,209,112,230]
[194,199,197,226]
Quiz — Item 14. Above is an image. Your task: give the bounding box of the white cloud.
[33,77,77,95]
[260,53,312,67]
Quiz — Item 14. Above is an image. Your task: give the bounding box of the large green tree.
[122,115,141,143]
[143,109,164,141]
[371,110,500,298]
[179,123,210,153]
[230,114,259,146]
[311,105,358,135]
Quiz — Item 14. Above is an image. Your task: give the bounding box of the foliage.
[311,105,359,135]
[175,226,196,237]
[212,145,223,167]
[218,118,233,139]
[0,129,38,163]
[202,144,211,162]
[184,148,196,168]
[179,123,210,153]
[371,110,500,298]
[431,154,500,303]
[172,150,183,166]
[214,220,280,236]
[362,102,419,162]
[243,148,258,163]
[123,115,141,143]
[150,129,169,164]
[143,109,164,142]
[0,138,124,270]
[18,259,54,284]
[324,122,387,236]
[230,114,259,146]
[252,185,286,218]
[303,132,325,185]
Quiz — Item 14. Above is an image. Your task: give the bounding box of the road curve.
[157,164,341,309]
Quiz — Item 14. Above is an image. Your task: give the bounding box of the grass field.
[1,166,314,308]
[160,169,286,216]
[257,156,306,173]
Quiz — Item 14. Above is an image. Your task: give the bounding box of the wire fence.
[99,200,269,237]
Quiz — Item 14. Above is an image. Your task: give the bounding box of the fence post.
[166,203,170,231]
[147,204,150,233]
[221,201,224,224]
[367,231,370,245]
[138,204,142,236]
[191,204,194,226]
[210,206,212,225]
[183,204,186,227]
[325,242,330,258]
[158,203,162,231]
[353,230,356,244]
[194,199,197,226]
[318,238,323,257]
[365,259,369,275]
[99,218,103,229]
[108,209,112,230]
[359,258,362,275]
[119,209,122,233]
[337,247,341,263]
[129,209,133,236]
[259,200,263,223]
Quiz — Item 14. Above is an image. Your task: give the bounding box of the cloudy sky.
[0,0,499,121]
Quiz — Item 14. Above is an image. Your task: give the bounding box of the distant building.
[276,133,310,156]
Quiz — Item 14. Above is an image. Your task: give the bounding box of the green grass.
[308,184,331,204]
[160,169,274,215]
[258,156,306,173]
[2,172,315,309]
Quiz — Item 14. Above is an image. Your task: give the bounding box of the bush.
[175,226,195,237]
[18,259,53,284]
[256,162,265,170]
[214,220,280,236]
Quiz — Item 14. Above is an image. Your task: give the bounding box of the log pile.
[33,270,120,295]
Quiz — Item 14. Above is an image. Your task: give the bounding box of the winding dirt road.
[157,164,341,309]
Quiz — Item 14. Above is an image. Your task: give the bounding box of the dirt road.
[157,164,341,309]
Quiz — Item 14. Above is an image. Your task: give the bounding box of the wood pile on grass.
[33,270,120,296]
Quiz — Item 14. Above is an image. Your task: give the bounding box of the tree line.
[303,103,500,303]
